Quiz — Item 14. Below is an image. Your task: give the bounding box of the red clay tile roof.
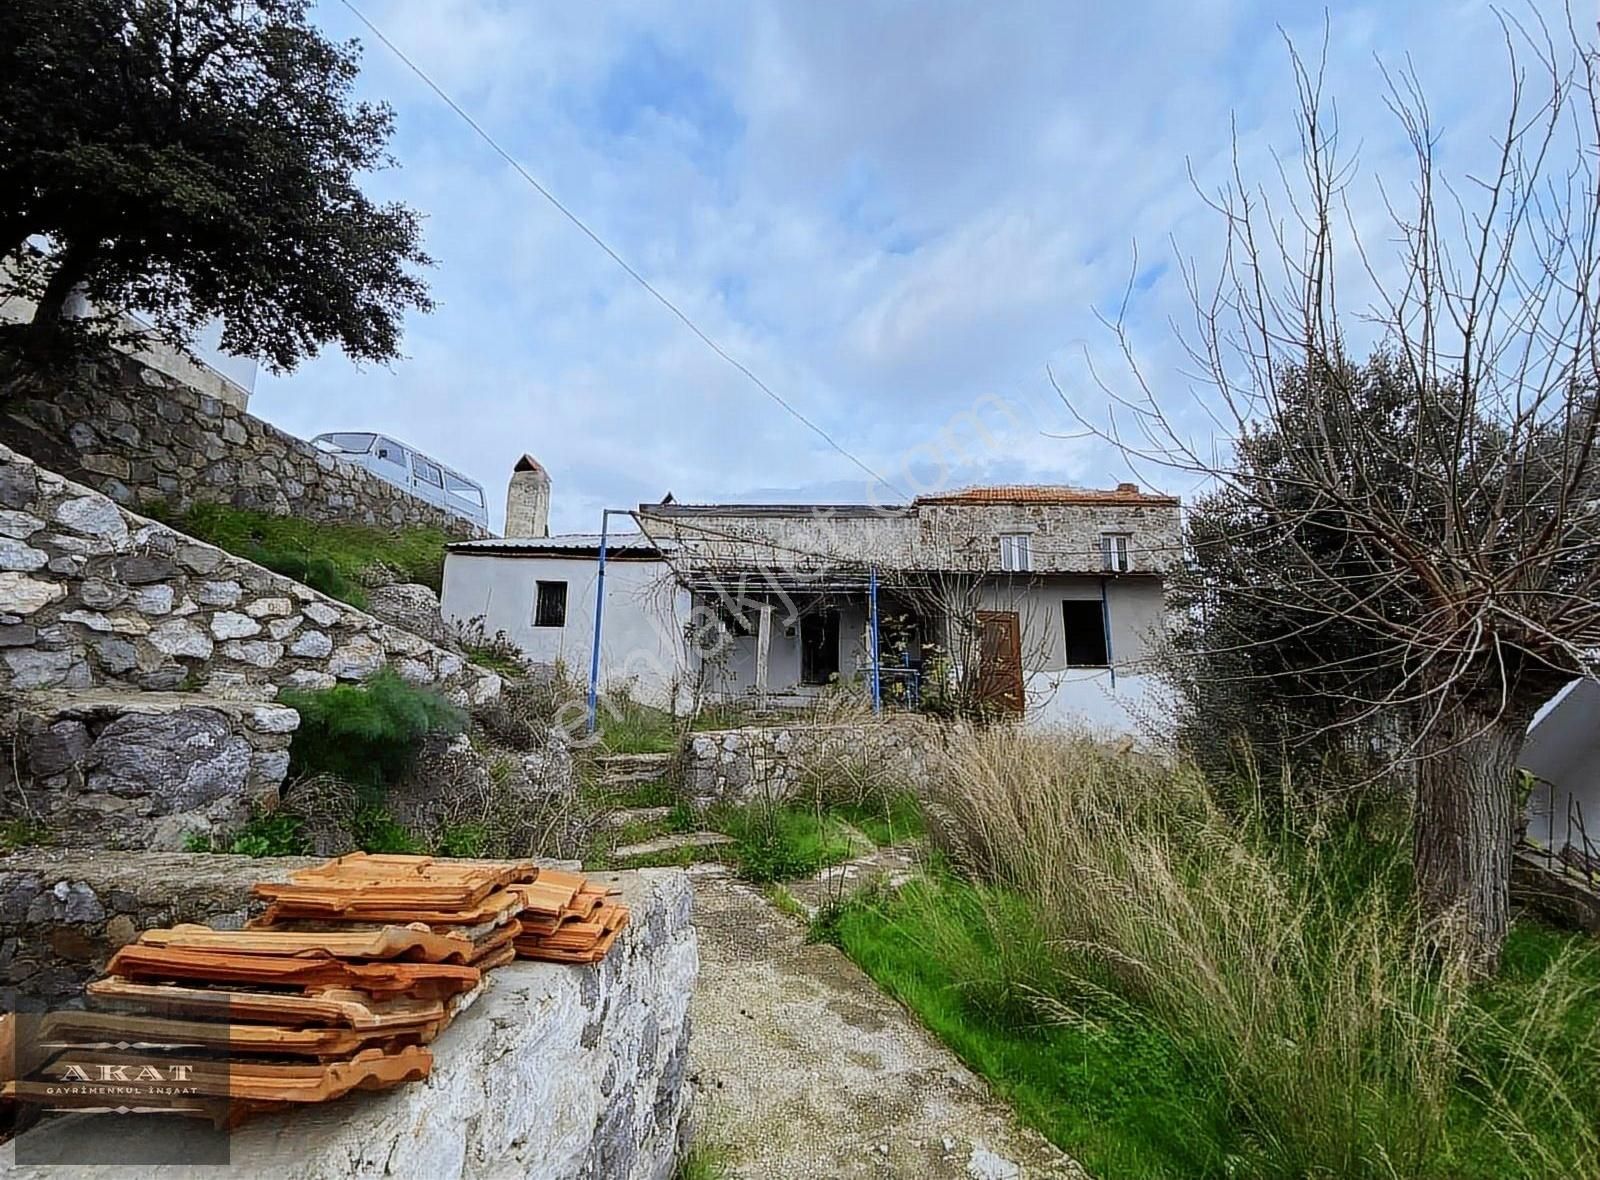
[913,483,1179,507]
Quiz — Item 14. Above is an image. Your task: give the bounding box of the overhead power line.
[338,0,909,500]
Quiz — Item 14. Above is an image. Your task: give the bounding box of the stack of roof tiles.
[1,853,629,1123]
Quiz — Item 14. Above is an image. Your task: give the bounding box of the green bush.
[280,667,466,788]
[437,822,489,858]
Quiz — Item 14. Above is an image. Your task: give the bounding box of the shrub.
[920,725,1600,1179]
[226,809,308,857]
[280,667,466,788]
[477,668,584,751]
[719,801,853,883]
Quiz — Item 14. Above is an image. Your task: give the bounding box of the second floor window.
[998,533,1032,572]
[1101,532,1132,573]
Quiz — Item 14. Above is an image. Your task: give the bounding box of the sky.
[251,0,1578,534]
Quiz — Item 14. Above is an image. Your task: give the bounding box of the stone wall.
[0,850,321,1007]
[0,442,500,706]
[2,691,300,852]
[0,348,486,537]
[0,864,699,1180]
[682,717,939,806]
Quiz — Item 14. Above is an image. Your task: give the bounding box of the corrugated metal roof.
[639,503,911,518]
[446,532,675,557]
[913,484,1179,507]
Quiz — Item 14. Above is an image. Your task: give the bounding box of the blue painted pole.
[586,510,613,735]
[869,564,882,714]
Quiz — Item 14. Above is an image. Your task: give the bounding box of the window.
[318,432,375,454]
[998,533,1032,573]
[374,438,408,468]
[1100,532,1132,573]
[413,457,444,488]
[1062,599,1109,666]
[534,580,568,628]
[446,473,484,508]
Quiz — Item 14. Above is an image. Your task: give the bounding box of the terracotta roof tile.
[913,483,1179,507]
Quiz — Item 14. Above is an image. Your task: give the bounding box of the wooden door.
[976,611,1024,714]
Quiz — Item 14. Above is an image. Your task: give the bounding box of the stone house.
[442,472,1181,732]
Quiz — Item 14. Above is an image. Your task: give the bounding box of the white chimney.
[505,454,551,537]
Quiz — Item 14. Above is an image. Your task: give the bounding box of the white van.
[311,432,488,531]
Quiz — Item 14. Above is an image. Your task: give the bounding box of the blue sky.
[253,0,1568,533]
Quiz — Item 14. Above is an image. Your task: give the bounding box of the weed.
[436,822,489,858]
[227,810,308,858]
[674,1138,731,1180]
[719,801,853,883]
[0,819,48,851]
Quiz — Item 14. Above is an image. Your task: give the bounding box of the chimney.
[505,454,551,537]
[1116,482,1140,494]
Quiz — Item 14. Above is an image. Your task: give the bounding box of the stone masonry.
[0,349,486,538]
[0,442,501,707]
[682,718,938,806]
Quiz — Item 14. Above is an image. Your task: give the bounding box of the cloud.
[253,0,1573,532]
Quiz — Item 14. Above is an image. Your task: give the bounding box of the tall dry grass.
[926,725,1600,1179]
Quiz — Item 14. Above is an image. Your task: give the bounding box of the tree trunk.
[30,244,96,326]
[1413,705,1527,972]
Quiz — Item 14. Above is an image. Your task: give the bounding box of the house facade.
[441,480,1181,733]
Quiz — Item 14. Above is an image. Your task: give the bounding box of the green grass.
[834,873,1230,1178]
[716,802,855,883]
[597,696,678,754]
[0,819,49,851]
[834,871,1600,1180]
[828,791,924,846]
[154,503,451,609]
[674,1139,731,1180]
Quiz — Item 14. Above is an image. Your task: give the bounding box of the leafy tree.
[0,0,431,369]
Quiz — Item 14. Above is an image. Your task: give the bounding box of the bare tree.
[1060,14,1600,969]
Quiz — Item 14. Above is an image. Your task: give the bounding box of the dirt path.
[685,863,1084,1179]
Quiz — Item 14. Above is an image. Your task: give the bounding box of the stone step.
[605,806,675,830]
[613,831,734,859]
[1,688,298,852]
[594,752,674,786]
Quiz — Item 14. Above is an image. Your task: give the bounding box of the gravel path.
[684,863,1084,1179]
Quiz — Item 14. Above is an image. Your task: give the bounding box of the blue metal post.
[869,564,882,714]
[586,510,613,735]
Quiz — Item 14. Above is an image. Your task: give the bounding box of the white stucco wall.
[442,552,690,709]
[1521,678,1600,854]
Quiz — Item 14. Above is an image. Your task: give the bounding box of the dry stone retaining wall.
[0,441,500,706]
[0,349,486,537]
[682,717,938,806]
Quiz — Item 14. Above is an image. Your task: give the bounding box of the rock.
[148,618,214,659]
[0,511,43,539]
[0,460,38,510]
[395,657,434,684]
[79,578,128,609]
[210,611,261,639]
[87,709,252,812]
[3,649,85,689]
[247,705,299,735]
[177,544,223,575]
[327,636,383,679]
[245,597,293,619]
[104,914,137,948]
[89,636,139,673]
[27,720,90,777]
[0,571,65,615]
[222,640,283,668]
[0,539,48,572]
[367,583,453,646]
[196,580,243,607]
[289,630,333,659]
[0,623,37,647]
[285,670,336,691]
[302,601,342,627]
[110,554,176,584]
[129,584,175,614]
[266,614,303,640]
[53,495,129,543]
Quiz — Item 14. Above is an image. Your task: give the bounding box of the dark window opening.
[534,580,568,628]
[800,608,840,685]
[1063,599,1108,667]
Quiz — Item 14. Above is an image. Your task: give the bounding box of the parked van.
[311,432,489,531]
